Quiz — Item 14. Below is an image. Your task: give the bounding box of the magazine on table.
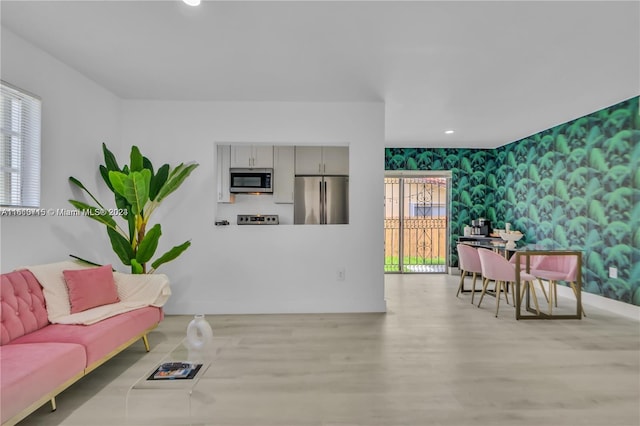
[147,361,203,380]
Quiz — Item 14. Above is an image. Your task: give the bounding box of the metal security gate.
[384,173,450,273]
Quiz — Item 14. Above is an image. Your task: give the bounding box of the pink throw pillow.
[63,264,120,314]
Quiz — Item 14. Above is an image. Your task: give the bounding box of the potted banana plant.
[69,143,198,274]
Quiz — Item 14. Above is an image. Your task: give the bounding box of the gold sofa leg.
[142,334,150,352]
[50,397,57,412]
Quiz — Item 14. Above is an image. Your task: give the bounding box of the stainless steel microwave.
[229,168,273,193]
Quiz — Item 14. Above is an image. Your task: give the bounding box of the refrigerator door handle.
[323,181,328,224]
[319,180,325,224]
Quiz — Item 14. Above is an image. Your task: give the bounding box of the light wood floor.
[18,274,640,426]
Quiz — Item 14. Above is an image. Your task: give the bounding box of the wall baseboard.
[554,285,640,322]
[451,271,639,321]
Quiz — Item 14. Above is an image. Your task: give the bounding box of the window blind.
[0,81,41,208]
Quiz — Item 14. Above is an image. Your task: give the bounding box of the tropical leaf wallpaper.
[385,96,639,306]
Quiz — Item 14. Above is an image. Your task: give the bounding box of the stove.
[237,214,279,225]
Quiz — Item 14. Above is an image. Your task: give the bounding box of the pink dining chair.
[531,254,585,317]
[477,248,539,317]
[508,253,550,304]
[456,244,484,304]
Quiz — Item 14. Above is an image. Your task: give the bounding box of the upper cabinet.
[295,146,349,175]
[273,146,295,204]
[322,147,349,175]
[230,145,273,168]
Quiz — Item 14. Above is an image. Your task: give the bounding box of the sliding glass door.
[384,173,451,273]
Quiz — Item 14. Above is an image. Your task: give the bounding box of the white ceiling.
[1,1,638,148]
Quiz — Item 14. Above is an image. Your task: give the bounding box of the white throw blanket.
[20,261,171,325]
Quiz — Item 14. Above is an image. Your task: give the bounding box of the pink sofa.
[0,269,165,426]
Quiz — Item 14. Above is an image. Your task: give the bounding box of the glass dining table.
[459,239,584,320]
[513,245,583,320]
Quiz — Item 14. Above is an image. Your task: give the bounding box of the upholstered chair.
[477,249,539,317]
[531,255,585,317]
[456,244,483,304]
[508,253,549,304]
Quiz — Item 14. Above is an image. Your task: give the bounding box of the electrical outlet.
[609,267,618,279]
[337,267,346,281]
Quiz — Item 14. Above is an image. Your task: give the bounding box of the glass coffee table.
[125,337,229,425]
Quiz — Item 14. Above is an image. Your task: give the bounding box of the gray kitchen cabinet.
[322,146,349,175]
[295,146,349,175]
[273,146,295,204]
[230,145,273,168]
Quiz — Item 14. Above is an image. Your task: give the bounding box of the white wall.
[0,28,122,270]
[1,28,386,315]
[121,101,386,314]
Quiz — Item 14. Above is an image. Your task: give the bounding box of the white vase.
[185,314,213,362]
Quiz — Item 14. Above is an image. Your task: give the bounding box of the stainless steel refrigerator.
[294,176,349,224]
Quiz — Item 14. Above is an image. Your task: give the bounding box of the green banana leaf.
[150,164,169,201]
[155,162,198,203]
[127,213,136,242]
[130,259,144,274]
[99,165,115,191]
[143,156,154,175]
[69,176,109,211]
[109,170,151,215]
[107,227,134,266]
[102,142,120,172]
[136,224,162,264]
[130,146,144,172]
[68,200,117,229]
[68,255,104,267]
[151,240,191,271]
[114,193,131,220]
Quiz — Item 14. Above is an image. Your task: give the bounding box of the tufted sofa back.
[1,270,49,345]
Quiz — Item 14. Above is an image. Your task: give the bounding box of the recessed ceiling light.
[183,0,201,6]
[445,130,455,134]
